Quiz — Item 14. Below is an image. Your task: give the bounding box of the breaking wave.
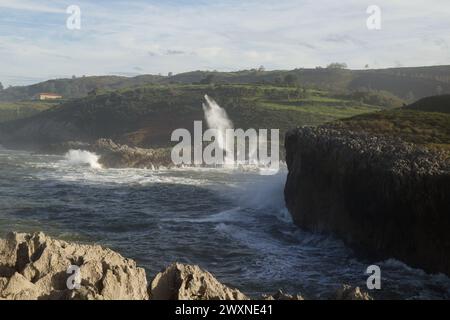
[63,150,102,169]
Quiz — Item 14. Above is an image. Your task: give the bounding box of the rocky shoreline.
[40,138,173,169]
[284,126,450,276]
[0,232,371,300]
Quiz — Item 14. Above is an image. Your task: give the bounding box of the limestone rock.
[0,232,148,300]
[150,263,249,300]
[262,289,304,300]
[284,126,450,276]
[92,138,172,169]
[334,285,373,300]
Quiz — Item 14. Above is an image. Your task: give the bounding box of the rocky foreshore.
[41,139,173,169]
[284,127,450,275]
[0,232,371,300]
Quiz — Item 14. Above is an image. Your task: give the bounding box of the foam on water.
[1,147,450,299]
[63,150,102,169]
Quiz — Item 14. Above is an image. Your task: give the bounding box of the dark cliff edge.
[284,127,450,275]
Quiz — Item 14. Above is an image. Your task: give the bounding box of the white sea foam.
[63,150,102,169]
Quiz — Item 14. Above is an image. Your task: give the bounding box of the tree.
[258,65,265,72]
[327,62,348,69]
[0,81,3,90]
[283,74,298,87]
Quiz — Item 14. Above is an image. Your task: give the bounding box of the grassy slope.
[0,101,57,123]
[326,95,450,151]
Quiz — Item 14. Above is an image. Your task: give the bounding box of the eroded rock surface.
[0,232,148,300]
[149,263,249,300]
[90,138,172,169]
[333,285,373,300]
[41,138,172,169]
[284,126,450,276]
[262,289,305,300]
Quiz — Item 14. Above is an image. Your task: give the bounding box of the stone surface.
[40,138,172,169]
[91,138,172,169]
[334,285,373,300]
[0,232,148,300]
[262,289,304,300]
[149,262,249,300]
[284,126,450,276]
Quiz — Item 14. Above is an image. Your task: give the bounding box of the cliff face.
[284,127,450,275]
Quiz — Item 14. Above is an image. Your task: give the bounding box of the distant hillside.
[0,84,388,150]
[1,65,449,103]
[405,94,450,114]
[0,75,163,102]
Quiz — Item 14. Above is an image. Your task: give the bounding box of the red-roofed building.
[38,93,62,100]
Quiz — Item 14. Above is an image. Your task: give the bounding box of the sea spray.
[64,149,102,169]
[172,95,279,174]
[202,95,234,164]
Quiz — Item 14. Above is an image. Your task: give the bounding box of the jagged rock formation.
[0,232,375,300]
[0,232,148,300]
[262,290,304,300]
[90,139,172,169]
[149,263,249,300]
[284,127,450,275]
[333,285,373,300]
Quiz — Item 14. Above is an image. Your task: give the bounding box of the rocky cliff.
[0,232,371,300]
[0,232,149,300]
[284,127,450,275]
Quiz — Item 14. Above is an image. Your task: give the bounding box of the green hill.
[0,84,388,149]
[405,94,450,114]
[1,65,449,103]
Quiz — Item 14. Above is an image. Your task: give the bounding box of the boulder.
[0,232,148,300]
[150,263,249,300]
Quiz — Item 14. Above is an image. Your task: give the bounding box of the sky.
[0,0,450,86]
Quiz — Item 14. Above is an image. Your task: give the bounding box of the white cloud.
[0,0,449,86]
[0,0,64,13]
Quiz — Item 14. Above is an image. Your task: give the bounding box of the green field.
[327,108,450,151]
[0,83,405,148]
[0,101,58,123]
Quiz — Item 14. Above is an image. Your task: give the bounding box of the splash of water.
[64,150,102,169]
[202,95,234,164]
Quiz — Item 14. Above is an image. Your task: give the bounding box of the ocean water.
[1,146,450,299]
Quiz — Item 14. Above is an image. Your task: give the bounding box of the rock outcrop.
[149,263,249,300]
[0,232,376,300]
[0,232,148,300]
[41,138,172,169]
[284,127,450,276]
[262,290,304,300]
[90,139,172,169]
[333,285,373,300]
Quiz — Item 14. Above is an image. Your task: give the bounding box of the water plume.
[64,150,102,169]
